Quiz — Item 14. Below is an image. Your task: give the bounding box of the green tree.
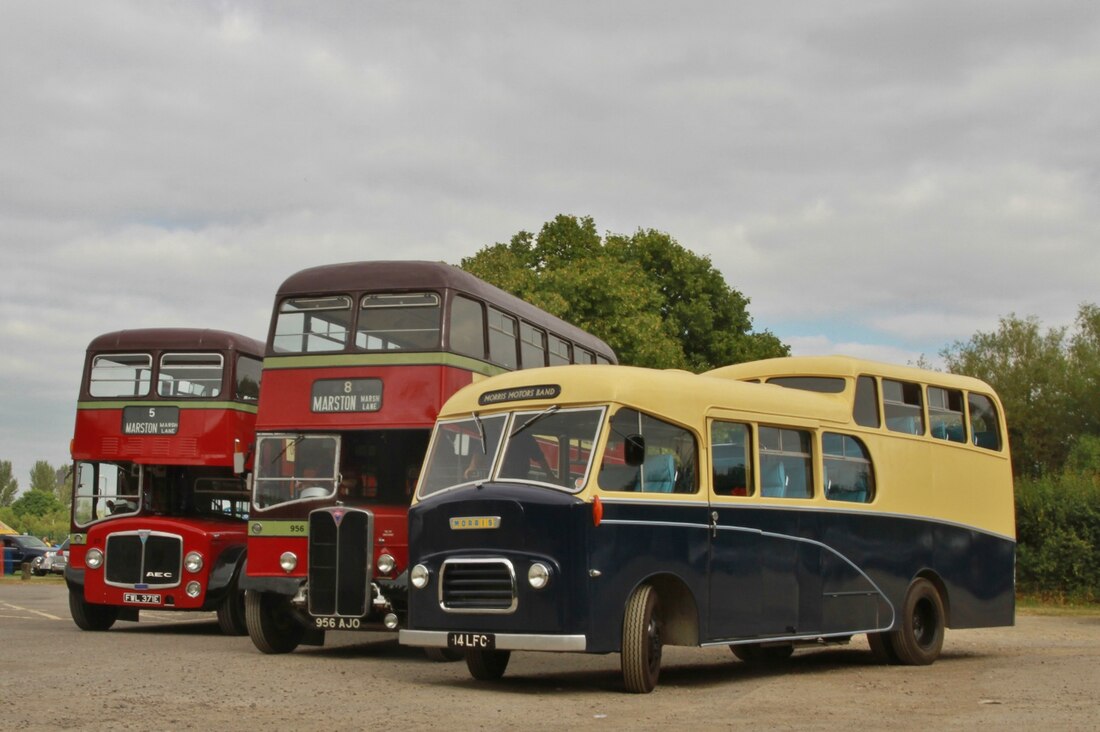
[0,460,18,507]
[30,460,58,493]
[10,489,63,517]
[53,465,72,506]
[461,215,788,370]
[941,304,1099,477]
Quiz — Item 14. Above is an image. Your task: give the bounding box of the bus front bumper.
[399,629,587,652]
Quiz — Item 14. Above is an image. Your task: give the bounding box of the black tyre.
[424,647,464,662]
[867,631,901,664]
[730,643,794,664]
[245,591,306,654]
[621,584,662,693]
[465,647,511,680]
[68,589,118,631]
[889,578,945,665]
[216,589,248,636]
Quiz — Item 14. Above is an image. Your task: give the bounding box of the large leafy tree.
[461,215,787,370]
[11,489,63,517]
[0,460,17,507]
[30,461,59,494]
[941,304,1099,477]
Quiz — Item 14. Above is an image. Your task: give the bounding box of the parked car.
[43,538,69,575]
[2,535,51,574]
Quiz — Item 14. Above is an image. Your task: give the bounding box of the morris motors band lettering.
[478,384,561,406]
[311,378,383,413]
[122,406,180,435]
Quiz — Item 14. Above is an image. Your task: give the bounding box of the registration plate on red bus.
[123,592,161,605]
[448,632,495,650]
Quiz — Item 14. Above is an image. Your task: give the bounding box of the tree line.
[0,459,71,541]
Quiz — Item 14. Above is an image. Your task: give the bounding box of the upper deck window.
[576,348,595,365]
[274,296,352,354]
[548,335,571,366]
[158,353,223,398]
[357,292,441,351]
[449,295,486,359]
[968,393,1003,451]
[89,354,152,397]
[854,376,881,428]
[519,322,547,369]
[928,386,966,443]
[883,379,925,435]
[766,376,846,394]
[488,308,518,369]
[236,355,262,401]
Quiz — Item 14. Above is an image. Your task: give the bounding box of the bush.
[1015,472,1100,601]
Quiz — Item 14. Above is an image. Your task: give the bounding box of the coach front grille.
[439,558,517,613]
[104,531,182,589]
[308,508,372,617]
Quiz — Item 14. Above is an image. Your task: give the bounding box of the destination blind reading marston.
[310,378,383,413]
[121,406,180,435]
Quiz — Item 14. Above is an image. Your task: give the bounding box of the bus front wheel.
[889,578,945,665]
[465,647,511,680]
[621,584,662,693]
[68,589,118,631]
[245,591,305,654]
[216,589,248,636]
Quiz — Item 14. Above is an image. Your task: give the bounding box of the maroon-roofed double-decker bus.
[242,261,615,655]
[66,328,264,634]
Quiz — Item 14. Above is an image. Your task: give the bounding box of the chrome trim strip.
[399,629,586,652]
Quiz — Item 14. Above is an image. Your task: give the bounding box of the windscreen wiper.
[510,405,560,438]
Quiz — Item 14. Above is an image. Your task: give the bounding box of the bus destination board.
[121,406,180,435]
[311,378,383,413]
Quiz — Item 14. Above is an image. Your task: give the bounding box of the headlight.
[377,553,396,575]
[184,551,204,573]
[85,548,104,569]
[185,581,202,598]
[279,552,298,573]
[528,562,551,590]
[410,563,429,589]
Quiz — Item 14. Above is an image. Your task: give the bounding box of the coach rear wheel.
[621,584,663,693]
[889,578,945,665]
[730,643,794,664]
[245,590,305,654]
[465,647,511,680]
[68,589,118,631]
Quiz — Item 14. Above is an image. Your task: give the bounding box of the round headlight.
[279,551,298,573]
[184,551,204,573]
[528,562,551,590]
[85,548,104,570]
[377,553,396,575]
[185,581,202,598]
[410,563,430,589]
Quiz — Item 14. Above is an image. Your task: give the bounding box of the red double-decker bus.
[242,260,615,654]
[66,328,264,634]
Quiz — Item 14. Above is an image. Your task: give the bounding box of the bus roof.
[706,355,997,394]
[273,260,616,360]
[86,328,265,357]
[438,364,851,427]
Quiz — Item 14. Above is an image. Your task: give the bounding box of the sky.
[2,1,1098,494]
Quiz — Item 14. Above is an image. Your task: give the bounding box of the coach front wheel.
[68,589,118,631]
[621,584,663,693]
[465,647,511,680]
